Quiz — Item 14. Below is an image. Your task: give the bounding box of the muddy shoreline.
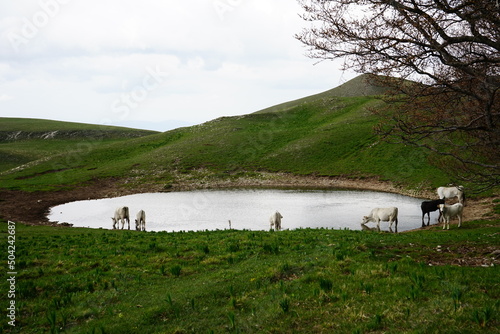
[0,173,495,227]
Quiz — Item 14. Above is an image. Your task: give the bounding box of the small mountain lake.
[48,189,430,232]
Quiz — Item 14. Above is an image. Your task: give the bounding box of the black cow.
[420,199,445,227]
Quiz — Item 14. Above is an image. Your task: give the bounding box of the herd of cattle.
[111,185,466,233]
[360,185,465,232]
[111,207,146,231]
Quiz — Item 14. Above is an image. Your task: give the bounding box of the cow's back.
[373,207,398,221]
[447,203,463,216]
[115,206,130,219]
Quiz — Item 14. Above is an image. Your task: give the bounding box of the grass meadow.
[1,219,498,333]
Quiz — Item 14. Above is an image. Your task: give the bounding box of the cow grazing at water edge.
[362,207,398,232]
[112,206,130,230]
[420,199,445,227]
[270,211,283,231]
[438,203,463,230]
[437,186,465,204]
[135,210,146,231]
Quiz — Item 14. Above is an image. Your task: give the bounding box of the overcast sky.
[0,0,356,132]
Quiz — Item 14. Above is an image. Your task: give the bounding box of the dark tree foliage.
[297,0,500,191]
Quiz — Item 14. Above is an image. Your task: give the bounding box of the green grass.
[2,220,498,333]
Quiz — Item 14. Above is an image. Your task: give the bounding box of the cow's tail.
[124,206,130,222]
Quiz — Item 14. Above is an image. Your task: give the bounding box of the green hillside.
[0,118,157,178]
[0,76,450,192]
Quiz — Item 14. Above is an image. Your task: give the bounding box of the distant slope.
[0,76,450,192]
[0,118,157,141]
[0,118,158,175]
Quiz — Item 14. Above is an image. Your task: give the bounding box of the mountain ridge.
[254,74,391,114]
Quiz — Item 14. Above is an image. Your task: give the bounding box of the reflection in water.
[48,189,426,232]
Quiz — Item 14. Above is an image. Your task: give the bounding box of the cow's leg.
[445,218,450,230]
[421,213,425,227]
[458,215,462,228]
[426,213,431,226]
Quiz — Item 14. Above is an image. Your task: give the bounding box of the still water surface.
[48,189,428,232]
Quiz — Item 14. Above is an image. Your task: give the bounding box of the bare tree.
[296,0,500,191]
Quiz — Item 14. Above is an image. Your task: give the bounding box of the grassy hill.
[0,119,157,182]
[0,75,451,192]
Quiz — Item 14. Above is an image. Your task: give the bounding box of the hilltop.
[254,74,392,114]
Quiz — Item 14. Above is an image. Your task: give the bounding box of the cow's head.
[361,216,369,224]
[438,204,445,212]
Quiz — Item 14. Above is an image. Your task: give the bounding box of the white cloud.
[0,94,14,101]
[0,0,357,131]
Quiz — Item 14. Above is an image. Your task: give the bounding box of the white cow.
[135,210,146,231]
[112,206,130,230]
[270,211,283,231]
[438,203,463,229]
[362,207,398,231]
[437,185,465,204]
